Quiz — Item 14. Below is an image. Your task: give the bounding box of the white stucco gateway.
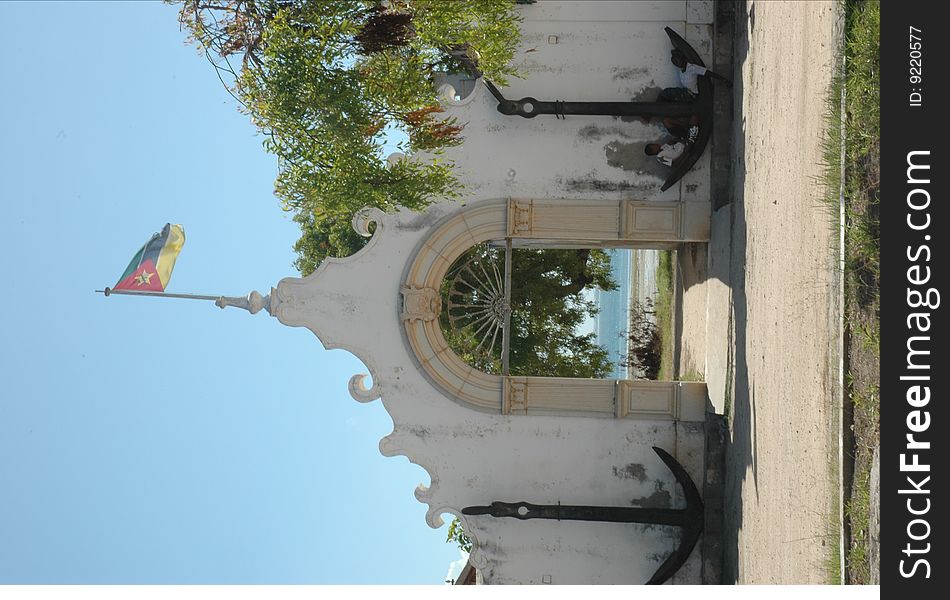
[401,196,708,421]
[238,0,723,585]
[265,199,710,584]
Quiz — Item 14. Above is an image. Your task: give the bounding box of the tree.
[507,248,616,378]
[446,517,472,553]
[171,0,522,220]
[621,299,661,380]
[291,210,369,275]
[442,245,617,379]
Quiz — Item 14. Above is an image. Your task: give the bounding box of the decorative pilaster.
[504,198,710,243]
[502,377,529,415]
[507,198,534,236]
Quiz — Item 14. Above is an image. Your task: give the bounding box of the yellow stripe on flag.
[155,224,185,288]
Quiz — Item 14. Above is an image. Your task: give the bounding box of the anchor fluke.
[644,446,705,584]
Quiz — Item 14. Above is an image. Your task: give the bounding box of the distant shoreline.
[591,249,660,379]
[627,249,660,379]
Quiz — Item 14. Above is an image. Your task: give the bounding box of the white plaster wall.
[271,0,718,584]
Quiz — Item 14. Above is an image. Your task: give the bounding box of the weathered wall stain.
[612,463,648,482]
[631,488,673,509]
[576,124,635,142]
[630,480,672,508]
[408,426,431,440]
[611,66,650,80]
[605,140,660,174]
[617,87,665,123]
[560,176,656,195]
[402,209,447,231]
[633,85,663,101]
[518,62,567,75]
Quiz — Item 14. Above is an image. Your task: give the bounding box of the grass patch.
[818,0,880,286]
[845,463,873,583]
[818,66,844,223]
[680,369,704,382]
[842,0,880,301]
[824,497,844,584]
[655,250,675,380]
[817,0,880,585]
[841,0,880,585]
[851,379,880,435]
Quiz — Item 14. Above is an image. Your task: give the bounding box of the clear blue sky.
[0,1,462,584]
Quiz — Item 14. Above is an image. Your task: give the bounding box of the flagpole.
[97,288,221,301]
[96,287,274,315]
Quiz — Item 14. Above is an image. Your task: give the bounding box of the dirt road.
[719,1,842,584]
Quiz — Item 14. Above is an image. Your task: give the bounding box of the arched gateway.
[401,197,708,420]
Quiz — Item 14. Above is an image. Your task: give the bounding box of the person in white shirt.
[644,111,701,167]
[678,62,708,95]
[670,49,732,95]
[657,50,732,104]
[645,141,687,167]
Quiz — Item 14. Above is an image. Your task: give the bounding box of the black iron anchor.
[483,27,714,192]
[462,446,704,585]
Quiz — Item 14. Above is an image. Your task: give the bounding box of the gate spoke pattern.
[443,244,511,373]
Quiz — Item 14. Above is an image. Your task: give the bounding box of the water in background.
[589,249,661,379]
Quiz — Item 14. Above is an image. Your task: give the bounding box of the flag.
[113,224,185,292]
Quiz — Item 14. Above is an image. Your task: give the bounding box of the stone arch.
[401,197,710,421]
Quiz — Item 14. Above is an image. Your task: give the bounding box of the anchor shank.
[468,501,688,526]
[498,98,696,119]
[551,101,695,118]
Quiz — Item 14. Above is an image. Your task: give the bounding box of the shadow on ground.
[718,0,752,583]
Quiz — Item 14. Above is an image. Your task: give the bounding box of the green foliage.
[446,517,472,553]
[407,0,522,82]
[291,211,370,276]
[844,0,880,156]
[442,245,617,379]
[844,462,873,583]
[508,249,616,378]
[171,0,522,223]
[842,0,880,308]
